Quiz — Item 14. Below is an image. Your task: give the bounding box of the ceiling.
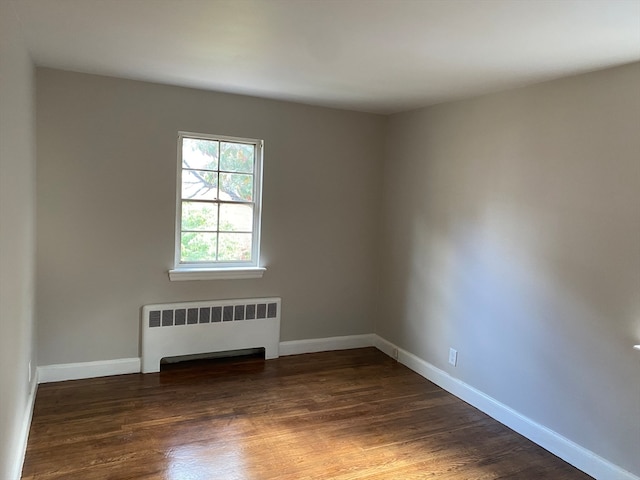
[11,0,640,114]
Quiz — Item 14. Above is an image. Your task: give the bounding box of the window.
[169,132,265,281]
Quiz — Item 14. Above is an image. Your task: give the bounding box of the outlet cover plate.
[448,348,458,366]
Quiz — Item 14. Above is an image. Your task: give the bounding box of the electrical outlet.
[448,348,458,367]
[392,348,398,360]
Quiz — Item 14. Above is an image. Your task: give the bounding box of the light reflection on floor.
[166,425,247,480]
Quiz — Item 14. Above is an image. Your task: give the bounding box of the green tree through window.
[178,133,262,266]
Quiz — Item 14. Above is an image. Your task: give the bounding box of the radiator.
[141,297,281,373]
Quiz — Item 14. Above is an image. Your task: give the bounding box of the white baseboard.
[36,334,375,382]
[279,334,374,356]
[373,335,638,480]
[37,357,141,384]
[373,334,397,357]
[11,370,38,480]
[36,335,376,383]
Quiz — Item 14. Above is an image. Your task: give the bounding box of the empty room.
[1,0,639,479]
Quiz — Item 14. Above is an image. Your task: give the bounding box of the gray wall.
[379,63,640,475]
[36,69,384,365]
[0,2,37,478]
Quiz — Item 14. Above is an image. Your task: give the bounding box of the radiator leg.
[265,343,280,360]
[141,355,162,374]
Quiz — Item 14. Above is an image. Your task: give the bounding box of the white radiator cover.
[141,297,281,373]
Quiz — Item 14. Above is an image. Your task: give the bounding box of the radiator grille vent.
[148,301,278,328]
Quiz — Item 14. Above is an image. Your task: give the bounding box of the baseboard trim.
[36,335,376,382]
[279,334,374,356]
[373,335,638,480]
[37,357,141,384]
[12,369,38,480]
[36,335,377,383]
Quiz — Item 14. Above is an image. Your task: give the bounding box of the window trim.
[170,131,265,281]
[168,266,266,281]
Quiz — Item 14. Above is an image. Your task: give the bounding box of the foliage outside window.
[176,132,263,269]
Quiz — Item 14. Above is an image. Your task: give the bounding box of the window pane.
[182,138,218,170]
[182,202,218,231]
[182,170,218,200]
[181,232,217,262]
[219,203,253,232]
[220,142,254,173]
[219,173,253,201]
[218,233,252,261]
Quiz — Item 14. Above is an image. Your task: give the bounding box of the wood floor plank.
[22,348,592,479]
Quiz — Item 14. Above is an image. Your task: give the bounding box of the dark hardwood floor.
[22,348,592,479]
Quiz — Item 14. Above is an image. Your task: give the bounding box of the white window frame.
[169,131,265,281]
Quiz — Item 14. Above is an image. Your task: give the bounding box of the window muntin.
[176,132,263,269]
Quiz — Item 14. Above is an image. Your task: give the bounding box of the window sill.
[168,267,266,281]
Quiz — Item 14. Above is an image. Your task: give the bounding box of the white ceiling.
[11,0,640,114]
